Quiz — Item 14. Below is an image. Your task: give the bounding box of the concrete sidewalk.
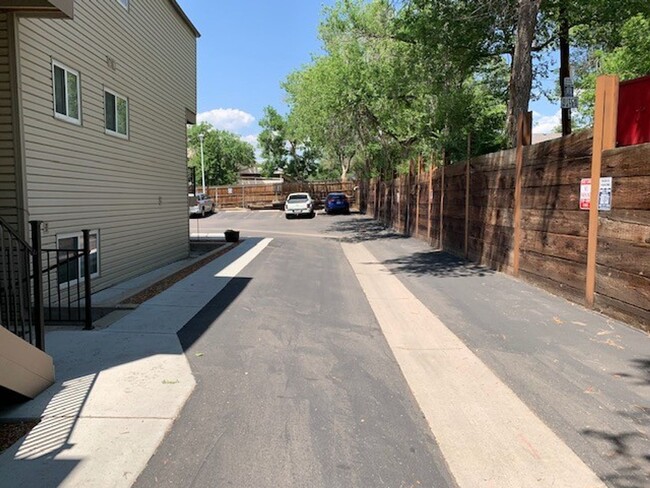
[344,223,650,487]
[0,238,272,488]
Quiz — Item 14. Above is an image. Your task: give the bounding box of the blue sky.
[177,0,562,145]
[176,0,336,146]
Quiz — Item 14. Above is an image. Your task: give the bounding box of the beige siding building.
[1,0,198,293]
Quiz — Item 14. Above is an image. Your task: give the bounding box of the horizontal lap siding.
[0,14,18,229]
[595,143,650,328]
[18,0,196,292]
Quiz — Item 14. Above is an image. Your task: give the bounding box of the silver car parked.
[188,193,214,217]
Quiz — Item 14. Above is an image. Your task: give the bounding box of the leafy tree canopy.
[278,0,648,178]
[187,123,255,187]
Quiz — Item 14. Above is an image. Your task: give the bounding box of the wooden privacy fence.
[368,78,649,330]
[203,181,357,209]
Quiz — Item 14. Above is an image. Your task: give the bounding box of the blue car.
[324,192,350,215]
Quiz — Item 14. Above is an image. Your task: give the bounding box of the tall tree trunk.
[340,157,349,182]
[506,0,542,147]
[559,3,572,136]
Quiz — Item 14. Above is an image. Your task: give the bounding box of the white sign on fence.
[598,177,612,211]
[579,177,613,211]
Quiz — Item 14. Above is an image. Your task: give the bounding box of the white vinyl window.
[105,89,129,138]
[118,0,129,9]
[52,61,81,124]
[56,231,100,286]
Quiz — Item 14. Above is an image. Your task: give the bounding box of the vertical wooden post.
[439,150,445,250]
[396,177,401,232]
[586,75,619,307]
[427,156,433,245]
[415,157,421,238]
[513,111,532,276]
[464,133,472,259]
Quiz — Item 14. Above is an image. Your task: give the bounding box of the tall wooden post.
[513,111,532,276]
[427,155,434,245]
[464,133,472,259]
[415,157,421,238]
[439,150,445,250]
[586,75,619,307]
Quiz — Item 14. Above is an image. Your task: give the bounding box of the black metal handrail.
[0,218,45,350]
[41,229,93,330]
[0,220,94,351]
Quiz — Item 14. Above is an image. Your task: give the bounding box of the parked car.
[285,192,315,219]
[188,193,214,217]
[324,192,350,215]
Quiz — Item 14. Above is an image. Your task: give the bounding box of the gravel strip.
[0,420,39,454]
[120,241,240,306]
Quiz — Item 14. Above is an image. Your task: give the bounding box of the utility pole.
[198,133,206,194]
[559,4,572,136]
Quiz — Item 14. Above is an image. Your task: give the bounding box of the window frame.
[104,88,129,139]
[56,230,100,288]
[52,60,81,125]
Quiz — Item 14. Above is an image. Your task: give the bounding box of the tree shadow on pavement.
[582,425,650,488]
[582,358,650,488]
[613,358,650,387]
[328,218,407,243]
[381,250,496,278]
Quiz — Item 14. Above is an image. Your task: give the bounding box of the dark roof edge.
[169,0,200,38]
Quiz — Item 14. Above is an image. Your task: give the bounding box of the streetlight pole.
[198,133,206,194]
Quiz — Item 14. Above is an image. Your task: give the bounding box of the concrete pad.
[142,289,225,308]
[0,330,194,421]
[342,242,607,488]
[0,417,170,488]
[107,305,199,334]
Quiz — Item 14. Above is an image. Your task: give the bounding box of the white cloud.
[240,134,258,147]
[197,108,255,132]
[532,110,561,134]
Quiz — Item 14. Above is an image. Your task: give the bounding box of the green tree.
[258,106,321,180]
[258,106,288,177]
[187,123,256,187]
[574,13,650,126]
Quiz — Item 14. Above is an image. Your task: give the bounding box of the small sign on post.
[562,78,578,109]
[598,177,612,211]
[580,178,591,209]
[561,97,579,109]
[580,177,613,211]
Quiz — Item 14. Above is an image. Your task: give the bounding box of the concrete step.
[0,328,54,399]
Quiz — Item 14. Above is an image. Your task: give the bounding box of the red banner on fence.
[617,74,650,147]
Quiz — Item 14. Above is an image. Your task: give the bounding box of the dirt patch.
[120,241,240,306]
[0,420,39,454]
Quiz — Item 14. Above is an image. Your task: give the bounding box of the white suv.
[284,193,314,219]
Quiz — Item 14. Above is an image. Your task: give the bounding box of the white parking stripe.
[215,238,273,278]
[342,241,607,488]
